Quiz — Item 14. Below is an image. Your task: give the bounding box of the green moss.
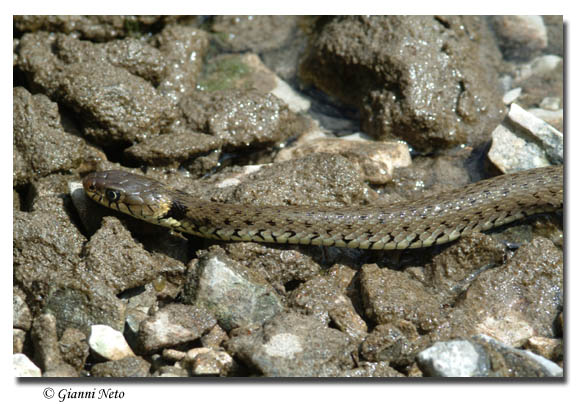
[198,56,251,92]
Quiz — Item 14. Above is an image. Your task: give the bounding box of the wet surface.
[13,15,563,377]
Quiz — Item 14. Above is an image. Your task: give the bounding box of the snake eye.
[105,189,120,202]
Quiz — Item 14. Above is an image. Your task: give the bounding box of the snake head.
[82,170,173,222]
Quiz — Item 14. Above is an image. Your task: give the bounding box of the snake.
[82,165,563,250]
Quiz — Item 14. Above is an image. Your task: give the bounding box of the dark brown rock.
[360,264,443,333]
[13,87,84,186]
[300,16,505,152]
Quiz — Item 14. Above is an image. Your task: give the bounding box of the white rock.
[417,340,489,377]
[530,55,562,76]
[539,97,561,111]
[488,103,563,173]
[13,353,41,377]
[88,324,135,361]
[508,103,563,163]
[503,87,522,105]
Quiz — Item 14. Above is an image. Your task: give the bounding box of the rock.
[124,130,223,167]
[503,87,522,105]
[13,329,26,353]
[155,366,189,377]
[276,135,411,184]
[528,108,563,133]
[445,237,563,346]
[155,25,209,102]
[83,217,162,294]
[198,53,310,112]
[424,233,506,303]
[300,16,505,152]
[16,32,177,145]
[13,290,32,330]
[13,87,84,186]
[43,283,126,338]
[491,16,548,60]
[538,97,561,111]
[15,177,126,337]
[201,325,229,349]
[360,322,421,367]
[507,103,563,163]
[30,313,63,372]
[524,336,563,362]
[42,363,79,377]
[88,325,135,361]
[13,353,41,377]
[90,356,151,377]
[179,89,307,150]
[340,362,405,377]
[473,335,562,377]
[227,312,355,377]
[488,103,563,173]
[360,264,443,333]
[13,15,166,41]
[211,16,298,53]
[59,328,89,371]
[183,253,283,331]
[289,275,367,341]
[138,304,217,352]
[417,339,490,377]
[183,347,236,376]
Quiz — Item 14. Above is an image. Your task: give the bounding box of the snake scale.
[82,165,563,250]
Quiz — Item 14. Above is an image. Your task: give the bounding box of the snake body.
[82,165,563,250]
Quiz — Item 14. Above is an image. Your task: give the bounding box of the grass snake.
[82,165,563,250]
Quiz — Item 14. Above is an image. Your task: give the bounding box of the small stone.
[507,103,563,163]
[502,87,522,105]
[360,322,420,367]
[139,304,217,352]
[59,328,89,371]
[289,275,367,341]
[13,293,32,330]
[201,324,229,349]
[473,335,563,377]
[524,336,563,361]
[184,347,235,376]
[13,353,41,377]
[528,108,563,132]
[539,97,561,111]
[30,313,62,372]
[162,349,187,362]
[491,16,547,60]
[90,356,151,377]
[13,329,26,353]
[88,325,135,361]
[155,366,189,377]
[488,103,563,173]
[530,55,562,76]
[417,340,490,377]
